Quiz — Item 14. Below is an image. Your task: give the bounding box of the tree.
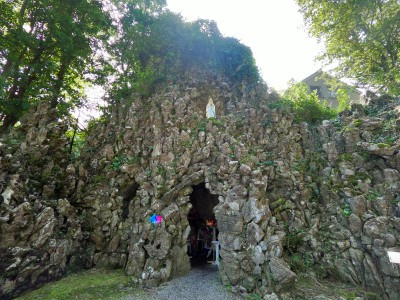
[282,80,337,124]
[107,5,260,101]
[0,0,112,130]
[296,0,400,95]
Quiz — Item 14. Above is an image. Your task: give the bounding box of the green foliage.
[338,153,353,162]
[0,0,113,129]
[337,88,351,112]
[296,0,400,94]
[2,0,260,125]
[190,119,207,138]
[111,155,140,171]
[111,156,128,171]
[108,8,260,101]
[210,117,224,127]
[367,190,382,201]
[16,268,141,300]
[247,293,263,300]
[3,129,25,150]
[293,158,310,172]
[295,272,380,300]
[290,253,312,273]
[282,80,337,124]
[87,115,109,132]
[66,129,87,160]
[376,142,390,148]
[353,119,363,127]
[342,205,351,218]
[383,118,396,131]
[257,160,277,167]
[283,223,305,255]
[157,165,166,176]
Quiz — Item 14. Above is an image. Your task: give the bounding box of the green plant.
[376,142,390,148]
[336,88,351,112]
[267,98,292,111]
[66,129,87,160]
[210,117,224,127]
[338,153,353,162]
[87,116,108,133]
[355,172,371,181]
[146,168,152,177]
[92,174,107,183]
[190,119,207,137]
[283,223,305,255]
[110,155,140,171]
[257,160,277,167]
[3,130,25,149]
[16,268,141,300]
[111,156,127,171]
[127,156,141,164]
[293,158,310,172]
[383,118,396,131]
[341,291,358,300]
[240,154,255,165]
[331,117,342,128]
[360,151,371,160]
[342,205,351,218]
[384,136,396,145]
[180,139,193,148]
[391,197,400,206]
[353,119,363,127]
[247,293,263,300]
[157,165,166,176]
[296,0,400,95]
[289,253,312,273]
[366,190,382,201]
[0,0,112,130]
[282,80,337,125]
[235,117,244,129]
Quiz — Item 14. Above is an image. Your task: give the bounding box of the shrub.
[281,80,337,125]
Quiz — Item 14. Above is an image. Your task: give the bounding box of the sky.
[166,0,323,91]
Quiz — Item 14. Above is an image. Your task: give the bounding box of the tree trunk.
[50,57,69,108]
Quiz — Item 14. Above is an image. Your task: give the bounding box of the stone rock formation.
[0,73,399,300]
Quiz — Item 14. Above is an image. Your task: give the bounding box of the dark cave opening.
[187,182,219,266]
[122,182,139,220]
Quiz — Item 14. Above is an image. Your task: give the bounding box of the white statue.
[206,97,216,119]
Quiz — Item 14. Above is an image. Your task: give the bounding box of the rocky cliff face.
[0,103,83,298]
[0,74,399,300]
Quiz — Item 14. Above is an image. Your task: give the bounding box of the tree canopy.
[0,0,112,129]
[108,5,260,100]
[296,0,400,95]
[0,0,261,130]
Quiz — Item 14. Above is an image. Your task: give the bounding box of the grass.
[16,269,143,300]
[294,272,380,300]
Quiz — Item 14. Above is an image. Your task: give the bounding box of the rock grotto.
[0,72,400,299]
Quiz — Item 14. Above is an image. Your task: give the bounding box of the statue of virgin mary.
[206,97,216,119]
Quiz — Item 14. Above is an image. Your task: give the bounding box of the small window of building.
[329,90,338,98]
[309,85,322,97]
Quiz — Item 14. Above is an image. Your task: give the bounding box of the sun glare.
[167,0,322,91]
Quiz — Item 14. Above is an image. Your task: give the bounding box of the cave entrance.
[187,182,219,267]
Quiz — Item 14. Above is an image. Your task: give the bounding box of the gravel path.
[125,265,243,300]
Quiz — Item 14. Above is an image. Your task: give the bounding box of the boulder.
[268,257,297,292]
